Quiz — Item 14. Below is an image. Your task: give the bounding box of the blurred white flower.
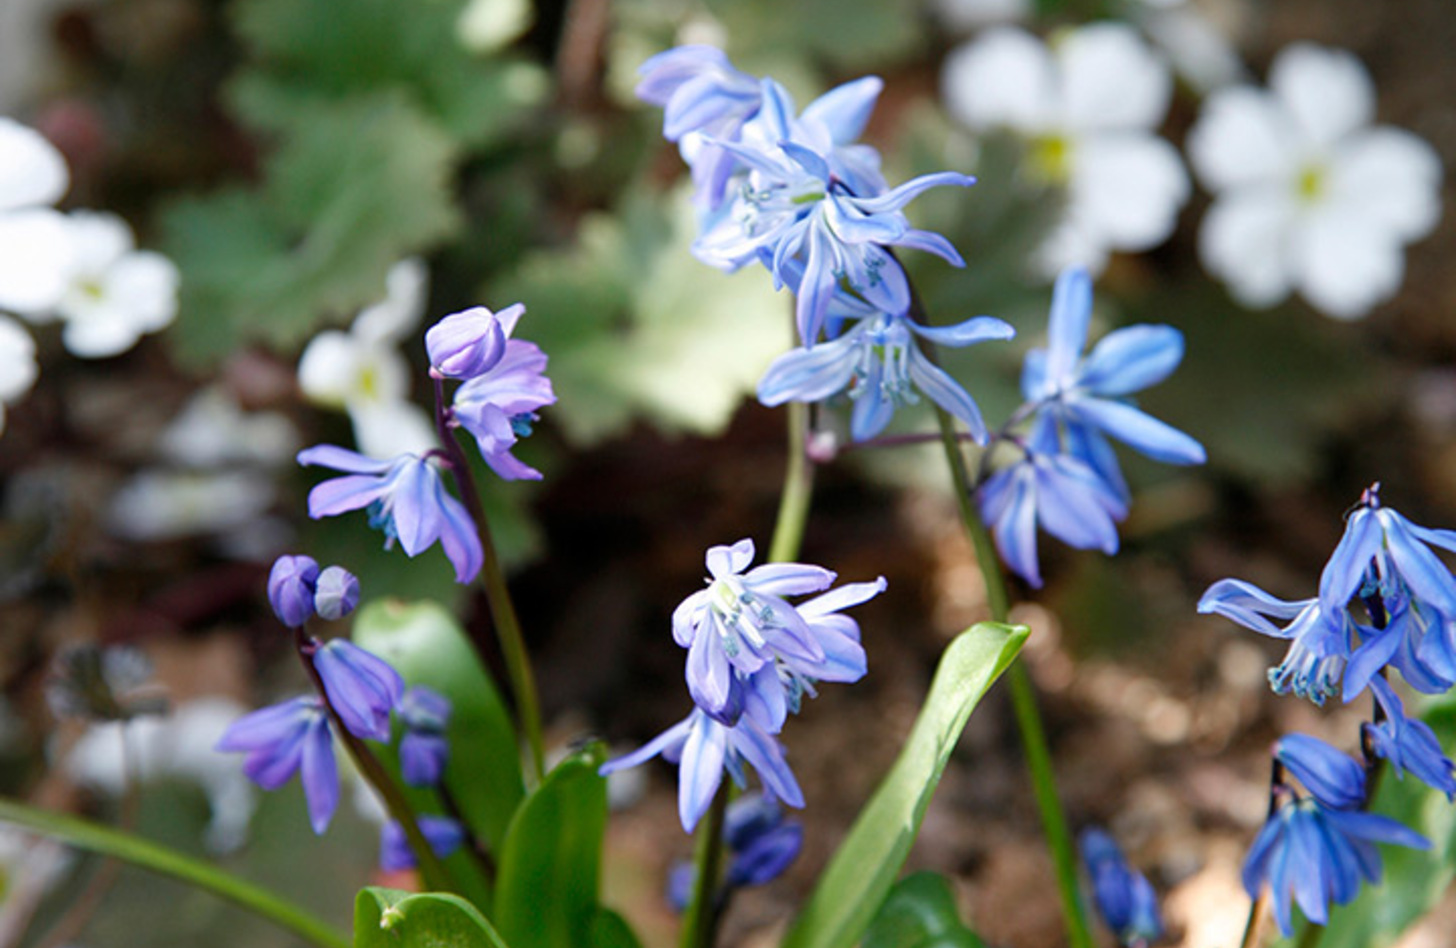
[0,315,36,436]
[0,116,73,314]
[106,469,278,543]
[27,210,180,358]
[159,387,298,469]
[1188,43,1443,319]
[65,697,258,853]
[942,23,1190,277]
[298,257,435,457]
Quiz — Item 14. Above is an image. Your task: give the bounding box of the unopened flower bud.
[268,555,320,627]
[314,565,360,621]
[425,304,516,379]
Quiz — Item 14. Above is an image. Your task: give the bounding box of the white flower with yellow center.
[941,23,1190,277]
[0,116,73,314]
[1188,43,1443,319]
[297,258,435,457]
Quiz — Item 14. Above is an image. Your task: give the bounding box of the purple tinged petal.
[379,816,465,871]
[1034,456,1122,554]
[849,356,895,441]
[742,563,836,597]
[706,539,756,578]
[757,79,797,142]
[1079,325,1185,396]
[400,731,450,786]
[742,665,788,734]
[729,821,803,886]
[892,228,965,266]
[313,566,360,621]
[599,716,694,776]
[907,347,990,443]
[268,555,320,628]
[850,172,976,215]
[313,640,403,742]
[389,461,445,557]
[1342,625,1402,699]
[1381,512,1456,614]
[728,716,804,809]
[801,76,883,145]
[297,444,394,475]
[1197,579,1311,636]
[434,490,484,583]
[672,592,707,647]
[1045,267,1093,386]
[1276,734,1366,809]
[982,465,1043,588]
[757,334,859,407]
[686,626,735,722]
[306,473,392,520]
[679,712,729,831]
[455,340,555,417]
[1072,398,1206,465]
[910,315,1016,349]
[217,697,319,752]
[300,714,339,834]
[635,46,732,104]
[823,194,905,245]
[796,227,838,346]
[780,141,831,183]
[425,306,509,379]
[798,577,887,618]
[1318,508,1382,613]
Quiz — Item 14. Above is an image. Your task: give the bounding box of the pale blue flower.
[298,446,483,583]
[216,696,338,834]
[599,706,804,832]
[667,793,803,910]
[1080,827,1162,947]
[1275,734,1365,809]
[448,306,555,482]
[311,639,403,742]
[268,555,319,628]
[1365,676,1456,800]
[425,304,511,380]
[399,685,451,787]
[379,815,465,872]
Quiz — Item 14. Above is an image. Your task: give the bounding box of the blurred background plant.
[0,0,1453,945]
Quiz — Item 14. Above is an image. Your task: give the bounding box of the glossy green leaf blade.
[781,622,1029,948]
[862,872,987,948]
[0,797,348,948]
[354,887,510,948]
[589,907,645,948]
[352,599,526,855]
[493,747,610,948]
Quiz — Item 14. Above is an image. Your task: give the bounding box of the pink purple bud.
[313,566,360,621]
[425,305,514,379]
[268,555,320,627]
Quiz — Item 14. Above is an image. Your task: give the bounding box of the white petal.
[933,0,1032,30]
[0,117,68,211]
[64,210,135,272]
[1138,6,1246,95]
[1327,128,1443,243]
[0,315,37,403]
[1198,190,1297,309]
[353,257,428,343]
[1269,43,1374,150]
[349,399,437,458]
[298,331,363,407]
[104,250,178,332]
[1291,207,1405,320]
[55,247,179,358]
[1069,133,1189,250]
[1187,86,1298,192]
[941,28,1057,133]
[1057,22,1172,131]
[0,208,74,313]
[61,312,146,358]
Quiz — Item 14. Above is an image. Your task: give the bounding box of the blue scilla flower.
[398,685,452,787]
[1243,796,1428,936]
[268,555,320,628]
[1320,484,1456,619]
[311,639,403,742]
[757,266,1014,442]
[1022,267,1204,503]
[425,304,511,380]
[1079,827,1163,948]
[1197,578,1361,705]
[447,308,555,483]
[978,422,1129,589]
[694,78,972,346]
[216,696,338,834]
[298,446,483,584]
[1342,595,1452,700]
[379,815,466,872]
[1365,676,1456,800]
[1275,734,1366,809]
[600,706,804,832]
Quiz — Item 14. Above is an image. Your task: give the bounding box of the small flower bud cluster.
[267,554,360,627]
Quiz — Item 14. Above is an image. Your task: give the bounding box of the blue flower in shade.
[666,793,804,910]
[1243,797,1428,936]
[398,685,452,787]
[1079,827,1163,947]
[635,45,762,209]
[425,304,510,380]
[671,539,884,729]
[1275,734,1366,809]
[379,816,466,872]
[757,276,1014,442]
[1022,267,1204,502]
[1365,676,1456,800]
[599,706,804,832]
[313,566,360,622]
[311,640,404,742]
[1197,578,1361,705]
[977,423,1129,589]
[298,446,483,584]
[215,696,338,834]
[268,555,320,628]
[447,305,555,482]
[694,78,973,346]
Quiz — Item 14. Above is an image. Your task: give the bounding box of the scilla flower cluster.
[1201,485,1456,933]
[601,539,885,833]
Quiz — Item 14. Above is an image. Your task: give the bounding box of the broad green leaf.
[1281,695,1456,948]
[781,622,1029,948]
[355,888,509,948]
[493,747,610,948]
[164,94,460,363]
[351,600,526,856]
[589,907,645,948]
[862,872,987,948]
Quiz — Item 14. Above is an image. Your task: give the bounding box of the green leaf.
[1283,694,1456,948]
[781,622,1030,948]
[354,888,510,948]
[493,747,610,948]
[163,94,460,363]
[588,908,644,948]
[351,599,526,855]
[862,872,987,948]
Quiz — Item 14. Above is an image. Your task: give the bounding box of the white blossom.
[941,23,1190,277]
[297,257,435,457]
[0,116,72,314]
[0,315,35,437]
[1188,43,1443,319]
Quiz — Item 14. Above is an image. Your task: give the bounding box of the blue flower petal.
[1072,397,1206,465]
[1079,325,1185,396]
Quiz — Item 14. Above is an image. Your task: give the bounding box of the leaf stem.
[0,798,349,948]
[433,377,547,785]
[679,783,732,948]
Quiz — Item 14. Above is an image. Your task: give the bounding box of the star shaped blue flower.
[216,696,338,834]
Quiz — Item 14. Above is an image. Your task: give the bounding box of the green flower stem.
[434,377,547,785]
[297,630,457,892]
[769,400,816,565]
[0,798,349,948]
[679,782,732,948]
